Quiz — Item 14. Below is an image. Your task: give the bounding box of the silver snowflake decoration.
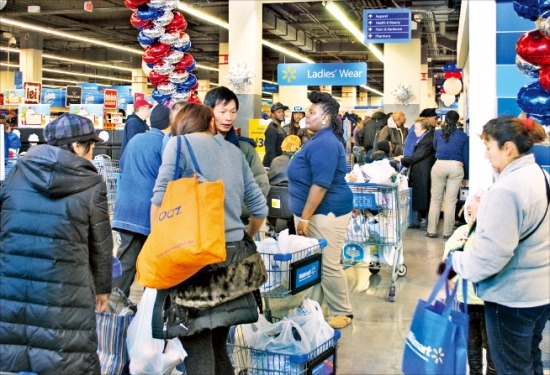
[226,61,255,93]
[392,84,415,105]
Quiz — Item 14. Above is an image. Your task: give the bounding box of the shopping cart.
[343,183,410,302]
[228,316,341,375]
[1,157,18,185]
[256,232,327,321]
[92,154,120,216]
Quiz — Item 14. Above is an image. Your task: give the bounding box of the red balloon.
[174,53,195,70]
[190,81,200,91]
[539,66,550,93]
[452,71,462,79]
[149,71,170,86]
[166,12,188,33]
[130,12,152,29]
[187,94,202,104]
[516,29,550,67]
[443,71,453,79]
[142,43,170,64]
[125,0,148,10]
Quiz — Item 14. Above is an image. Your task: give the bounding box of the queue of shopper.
[1,92,548,375]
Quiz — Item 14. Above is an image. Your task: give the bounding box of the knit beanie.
[150,104,170,130]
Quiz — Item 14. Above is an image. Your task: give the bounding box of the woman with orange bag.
[150,103,268,375]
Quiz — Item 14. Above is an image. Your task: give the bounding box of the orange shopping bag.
[136,136,226,289]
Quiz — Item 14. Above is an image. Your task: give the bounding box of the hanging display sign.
[18,104,50,127]
[69,104,104,129]
[24,81,42,104]
[363,9,412,44]
[277,62,367,86]
[66,86,82,107]
[104,89,118,109]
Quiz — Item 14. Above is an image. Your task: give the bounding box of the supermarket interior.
[1,0,550,374]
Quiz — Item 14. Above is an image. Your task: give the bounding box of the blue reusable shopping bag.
[402,260,469,374]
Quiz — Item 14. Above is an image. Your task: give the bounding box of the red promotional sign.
[104,89,118,109]
[24,82,42,104]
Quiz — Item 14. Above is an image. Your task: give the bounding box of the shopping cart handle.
[318,238,328,249]
[273,253,293,261]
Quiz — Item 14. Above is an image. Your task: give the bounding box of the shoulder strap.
[520,165,550,242]
[183,135,202,175]
[173,136,182,181]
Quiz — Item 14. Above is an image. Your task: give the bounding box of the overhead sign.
[363,9,411,44]
[262,83,278,93]
[66,86,82,107]
[277,62,367,86]
[24,81,42,104]
[104,89,118,109]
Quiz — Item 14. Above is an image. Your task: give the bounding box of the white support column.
[228,0,263,135]
[19,49,42,84]
[466,0,497,192]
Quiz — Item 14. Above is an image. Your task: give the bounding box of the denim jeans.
[484,301,550,375]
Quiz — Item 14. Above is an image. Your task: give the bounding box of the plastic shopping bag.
[126,288,186,375]
[252,319,312,374]
[96,288,137,375]
[287,298,334,349]
[402,261,469,374]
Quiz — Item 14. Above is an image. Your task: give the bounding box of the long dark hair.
[59,139,95,155]
[171,103,214,136]
[481,116,546,154]
[442,110,460,142]
[308,91,344,144]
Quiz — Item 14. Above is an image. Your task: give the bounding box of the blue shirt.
[288,127,353,217]
[402,124,417,157]
[433,128,469,178]
[4,132,21,159]
[112,128,164,235]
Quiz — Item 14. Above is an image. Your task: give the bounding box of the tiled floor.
[127,225,550,375]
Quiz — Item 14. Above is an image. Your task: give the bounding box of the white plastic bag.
[287,298,334,349]
[252,318,312,355]
[126,288,186,375]
[346,211,368,242]
[360,159,396,184]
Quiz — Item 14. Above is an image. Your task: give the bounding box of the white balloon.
[142,61,153,76]
[443,78,462,96]
[441,93,456,107]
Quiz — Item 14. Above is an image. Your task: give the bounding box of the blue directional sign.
[277,62,367,86]
[363,9,411,44]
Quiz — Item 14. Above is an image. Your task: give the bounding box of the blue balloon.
[513,0,541,21]
[146,62,154,69]
[137,30,157,46]
[173,40,191,52]
[137,4,159,21]
[529,113,550,125]
[517,81,550,116]
[152,88,171,104]
[540,0,550,11]
[176,74,197,90]
[184,59,196,73]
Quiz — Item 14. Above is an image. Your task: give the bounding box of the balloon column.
[514,0,550,125]
[440,63,462,107]
[125,0,201,105]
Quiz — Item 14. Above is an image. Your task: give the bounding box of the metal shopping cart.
[92,154,120,216]
[343,183,410,302]
[228,316,341,375]
[256,232,327,321]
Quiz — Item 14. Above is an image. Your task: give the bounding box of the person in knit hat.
[0,113,112,374]
[112,104,171,296]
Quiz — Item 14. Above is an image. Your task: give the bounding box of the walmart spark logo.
[282,66,297,83]
[431,347,445,364]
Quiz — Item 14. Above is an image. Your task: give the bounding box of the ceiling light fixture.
[42,68,133,83]
[360,85,384,96]
[42,77,79,84]
[262,40,314,64]
[324,0,385,64]
[0,17,219,72]
[178,3,229,29]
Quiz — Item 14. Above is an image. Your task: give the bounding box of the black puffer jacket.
[0,145,113,375]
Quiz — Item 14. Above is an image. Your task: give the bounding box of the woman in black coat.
[0,114,113,374]
[396,117,435,228]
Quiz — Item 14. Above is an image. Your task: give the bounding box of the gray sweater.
[152,133,268,242]
[452,154,550,308]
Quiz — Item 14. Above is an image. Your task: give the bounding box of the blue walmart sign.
[277,62,367,86]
